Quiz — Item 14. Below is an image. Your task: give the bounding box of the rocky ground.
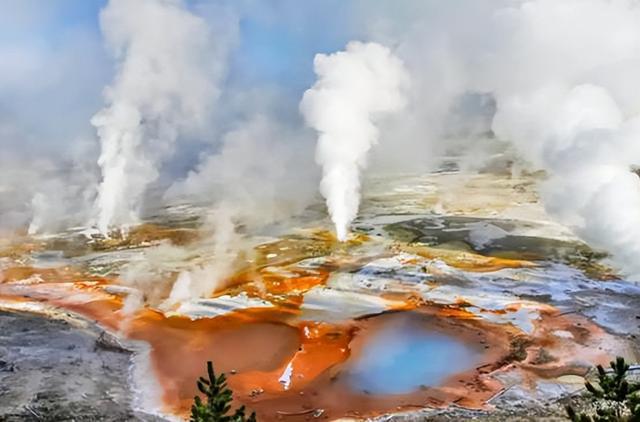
[376,393,586,421]
[0,310,165,422]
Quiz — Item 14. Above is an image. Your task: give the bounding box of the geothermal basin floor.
[1,172,640,421]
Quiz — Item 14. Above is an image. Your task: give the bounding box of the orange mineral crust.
[126,308,303,413]
[224,310,510,421]
[143,307,624,421]
[0,265,108,284]
[0,257,626,422]
[396,244,536,272]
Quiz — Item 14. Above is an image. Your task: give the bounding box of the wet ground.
[1,171,639,421]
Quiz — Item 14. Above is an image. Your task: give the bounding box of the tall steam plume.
[300,41,408,241]
[356,0,640,279]
[476,0,640,279]
[92,0,221,234]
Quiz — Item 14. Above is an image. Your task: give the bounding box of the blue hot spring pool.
[347,316,481,395]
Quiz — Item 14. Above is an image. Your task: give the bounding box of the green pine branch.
[567,357,640,422]
[190,361,257,422]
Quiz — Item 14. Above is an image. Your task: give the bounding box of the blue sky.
[0,0,361,154]
[0,0,356,91]
[230,2,357,94]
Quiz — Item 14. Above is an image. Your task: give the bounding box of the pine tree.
[190,361,257,422]
[567,357,640,422]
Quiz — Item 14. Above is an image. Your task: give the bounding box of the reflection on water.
[348,316,480,395]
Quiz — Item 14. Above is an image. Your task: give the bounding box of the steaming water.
[347,316,480,395]
[31,251,69,269]
[301,41,408,241]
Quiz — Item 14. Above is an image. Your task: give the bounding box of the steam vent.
[3,1,640,421]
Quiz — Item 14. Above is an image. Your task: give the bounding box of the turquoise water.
[348,317,480,395]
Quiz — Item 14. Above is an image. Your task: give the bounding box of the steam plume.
[6,0,640,282]
[479,0,640,279]
[92,0,222,234]
[356,0,640,279]
[300,41,408,241]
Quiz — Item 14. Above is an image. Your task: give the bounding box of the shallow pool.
[347,315,480,395]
